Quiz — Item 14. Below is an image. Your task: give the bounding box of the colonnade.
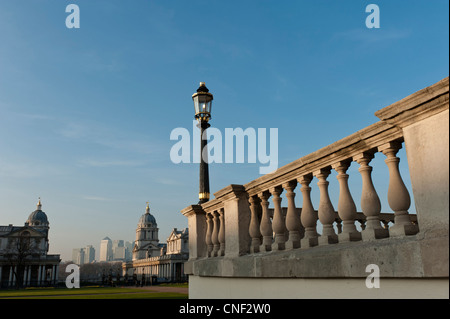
[0,263,59,288]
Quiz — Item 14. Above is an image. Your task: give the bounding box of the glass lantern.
[192,82,213,121]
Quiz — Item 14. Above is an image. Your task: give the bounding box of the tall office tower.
[99,237,113,261]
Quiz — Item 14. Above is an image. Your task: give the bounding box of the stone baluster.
[353,152,389,240]
[270,186,286,251]
[332,161,361,242]
[218,208,226,256]
[379,141,419,236]
[314,168,338,245]
[258,191,273,252]
[211,211,220,257]
[283,181,301,250]
[249,196,262,253]
[298,174,319,248]
[205,213,214,257]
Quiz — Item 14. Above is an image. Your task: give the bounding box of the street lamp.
[192,82,213,204]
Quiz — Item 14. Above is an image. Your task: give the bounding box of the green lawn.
[0,286,188,299]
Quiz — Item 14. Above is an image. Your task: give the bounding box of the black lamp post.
[192,82,213,204]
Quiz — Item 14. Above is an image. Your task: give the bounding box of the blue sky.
[0,0,448,261]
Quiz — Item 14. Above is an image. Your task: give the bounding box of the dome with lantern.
[138,202,157,227]
[26,198,49,228]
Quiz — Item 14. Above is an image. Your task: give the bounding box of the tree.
[3,230,39,288]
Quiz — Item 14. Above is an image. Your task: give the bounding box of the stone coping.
[186,232,448,279]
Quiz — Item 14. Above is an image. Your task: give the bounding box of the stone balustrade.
[184,137,417,260]
[181,77,448,297]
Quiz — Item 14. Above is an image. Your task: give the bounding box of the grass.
[158,282,189,288]
[0,286,188,299]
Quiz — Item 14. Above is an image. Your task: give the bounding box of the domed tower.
[25,198,50,254]
[26,198,49,232]
[132,202,160,260]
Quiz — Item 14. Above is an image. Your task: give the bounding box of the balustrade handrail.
[244,121,400,198]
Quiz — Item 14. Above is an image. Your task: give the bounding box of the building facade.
[123,203,189,283]
[0,199,61,288]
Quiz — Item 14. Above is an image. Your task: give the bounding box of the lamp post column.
[198,120,210,204]
[192,81,213,204]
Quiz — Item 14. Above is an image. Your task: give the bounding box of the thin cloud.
[56,119,163,156]
[77,158,146,168]
[333,28,411,46]
[0,157,64,179]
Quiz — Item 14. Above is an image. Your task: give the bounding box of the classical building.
[166,228,189,256]
[122,203,189,283]
[132,203,162,260]
[0,199,61,288]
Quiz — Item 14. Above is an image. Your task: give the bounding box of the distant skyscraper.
[99,237,113,261]
[72,248,85,265]
[72,245,95,264]
[125,241,133,261]
[113,246,126,260]
[84,245,95,263]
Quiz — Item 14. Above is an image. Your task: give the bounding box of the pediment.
[140,242,160,251]
[167,228,188,241]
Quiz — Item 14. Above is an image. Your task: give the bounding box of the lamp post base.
[198,192,210,204]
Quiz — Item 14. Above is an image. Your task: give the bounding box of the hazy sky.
[0,0,448,261]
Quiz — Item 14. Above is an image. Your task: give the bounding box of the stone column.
[218,208,226,256]
[205,213,214,257]
[314,168,338,245]
[332,161,361,242]
[37,265,42,286]
[283,181,301,250]
[181,205,207,260]
[249,196,262,253]
[298,174,318,248]
[51,265,57,285]
[270,186,286,251]
[28,265,32,286]
[8,266,13,287]
[12,266,17,286]
[23,266,28,287]
[379,141,419,236]
[219,185,251,257]
[354,152,389,240]
[211,211,220,257]
[259,191,273,252]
